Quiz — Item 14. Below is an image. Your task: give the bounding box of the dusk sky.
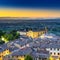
[0,0,60,18]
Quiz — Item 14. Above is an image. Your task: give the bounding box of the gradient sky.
[0,0,60,8]
[0,0,60,18]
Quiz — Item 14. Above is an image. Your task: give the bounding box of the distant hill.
[0,17,60,23]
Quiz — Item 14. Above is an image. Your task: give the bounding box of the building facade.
[0,49,10,60]
[26,30,46,38]
[46,44,60,60]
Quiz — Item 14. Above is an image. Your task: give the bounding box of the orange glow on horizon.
[0,8,60,18]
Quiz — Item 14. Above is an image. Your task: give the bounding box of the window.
[50,48,52,50]
[16,56,18,57]
[7,49,8,50]
[54,53,56,55]
[50,52,52,54]
[58,53,60,55]
[57,48,59,51]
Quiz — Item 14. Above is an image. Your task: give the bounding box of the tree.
[25,55,33,60]
[10,30,20,39]
[0,30,20,43]
[10,30,17,36]
[2,33,14,42]
[7,34,14,41]
[0,40,5,44]
[0,30,5,38]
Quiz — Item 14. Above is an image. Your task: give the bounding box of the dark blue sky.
[0,0,60,9]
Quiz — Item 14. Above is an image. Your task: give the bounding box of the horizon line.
[0,17,60,20]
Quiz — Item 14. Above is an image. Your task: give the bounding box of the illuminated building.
[26,30,46,38]
[3,48,32,60]
[46,44,60,60]
[0,44,10,60]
